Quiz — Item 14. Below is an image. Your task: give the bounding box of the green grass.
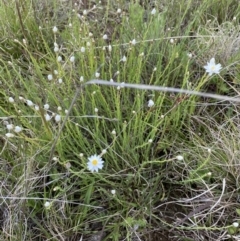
[1,0,240,240]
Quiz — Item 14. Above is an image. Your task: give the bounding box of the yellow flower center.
[92,159,98,166]
[211,66,215,70]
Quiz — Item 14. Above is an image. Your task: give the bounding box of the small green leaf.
[228,226,235,235]
[236,208,240,216]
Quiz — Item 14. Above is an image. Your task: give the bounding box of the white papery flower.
[204,58,222,76]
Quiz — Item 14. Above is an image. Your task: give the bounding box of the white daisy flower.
[87,154,104,172]
[204,58,222,76]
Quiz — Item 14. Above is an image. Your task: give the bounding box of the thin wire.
[85,79,240,103]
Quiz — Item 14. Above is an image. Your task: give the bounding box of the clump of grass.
[1,0,240,240]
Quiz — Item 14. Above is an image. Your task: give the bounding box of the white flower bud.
[111,190,116,195]
[52,26,58,33]
[57,56,62,62]
[45,114,51,121]
[47,74,53,81]
[26,100,34,106]
[176,155,184,161]
[44,201,51,208]
[7,124,14,130]
[81,47,85,53]
[9,97,14,103]
[151,8,156,15]
[55,114,61,122]
[44,104,50,110]
[148,99,154,107]
[70,56,75,62]
[6,133,15,138]
[14,126,22,133]
[233,222,239,228]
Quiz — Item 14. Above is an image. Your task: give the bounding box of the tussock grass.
[1,0,240,240]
